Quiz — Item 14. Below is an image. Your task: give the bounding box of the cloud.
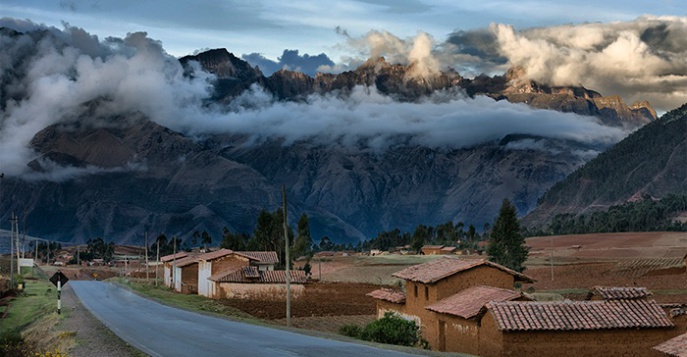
[0,19,630,182]
[333,30,447,79]
[165,84,627,151]
[0,20,213,178]
[242,49,334,77]
[444,16,687,112]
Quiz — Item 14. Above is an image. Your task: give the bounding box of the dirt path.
[59,284,143,357]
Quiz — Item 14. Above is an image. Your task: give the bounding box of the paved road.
[71,281,426,357]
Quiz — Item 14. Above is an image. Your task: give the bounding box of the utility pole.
[14,213,20,274]
[282,185,291,327]
[21,208,26,259]
[155,238,160,287]
[172,236,176,289]
[145,232,149,282]
[76,245,80,266]
[550,235,554,281]
[10,211,15,289]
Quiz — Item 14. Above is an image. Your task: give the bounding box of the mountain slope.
[525,104,687,227]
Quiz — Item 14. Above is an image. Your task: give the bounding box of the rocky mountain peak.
[180,48,262,81]
[631,100,658,120]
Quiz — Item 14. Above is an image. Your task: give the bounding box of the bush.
[0,330,33,357]
[360,312,420,347]
[338,324,362,338]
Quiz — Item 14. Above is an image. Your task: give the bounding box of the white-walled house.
[197,249,259,297]
[160,252,189,288]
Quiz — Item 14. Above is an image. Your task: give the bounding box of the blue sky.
[1,0,685,60]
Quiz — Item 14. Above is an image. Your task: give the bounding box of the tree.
[292,213,313,258]
[487,199,529,272]
[220,226,247,251]
[201,230,212,250]
[192,230,200,247]
[411,225,431,253]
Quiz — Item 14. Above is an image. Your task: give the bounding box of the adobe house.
[421,245,445,255]
[197,249,259,297]
[208,267,307,299]
[654,332,687,356]
[440,246,457,255]
[237,251,279,271]
[171,255,199,294]
[368,257,535,350]
[160,252,189,288]
[369,257,685,356]
[479,299,679,357]
[424,285,529,354]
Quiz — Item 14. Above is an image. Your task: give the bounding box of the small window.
[425,286,429,300]
[414,285,418,298]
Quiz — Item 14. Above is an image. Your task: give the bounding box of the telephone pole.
[282,185,291,327]
[145,232,149,282]
[10,212,15,288]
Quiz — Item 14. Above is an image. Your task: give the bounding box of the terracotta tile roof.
[198,248,258,262]
[588,286,651,300]
[654,332,687,357]
[422,245,444,250]
[392,257,535,284]
[238,251,279,264]
[487,299,673,332]
[426,286,523,319]
[441,246,457,252]
[160,252,188,263]
[210,269,307,284]
[171,256,199,268]
[367,288,406,304]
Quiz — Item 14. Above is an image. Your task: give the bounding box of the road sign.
[50,271,69,287]
[50,271,69,314]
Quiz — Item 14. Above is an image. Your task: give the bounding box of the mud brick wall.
[219,283,305,300]
[211,255,251,274]
[181,263,198,291]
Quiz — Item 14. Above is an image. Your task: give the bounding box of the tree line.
[527,194,687,236]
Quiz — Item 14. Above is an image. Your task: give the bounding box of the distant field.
[308,254,445,285]
[527,232,687,260]
[523,232,687,302]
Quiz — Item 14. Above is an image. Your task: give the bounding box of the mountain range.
[0,28,664,245]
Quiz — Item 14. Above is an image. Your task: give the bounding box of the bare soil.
[220,282,377,320]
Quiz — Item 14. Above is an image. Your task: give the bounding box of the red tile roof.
[588,286,651,300]
[238,251,279,264]
[487,299,673,332]
[198,249,258,262]
[426,286,523,319]
[654,332,687,357]
[210,268,307,284]
[171,256,199,268]
[392,257,535,284]
[160,252,188,263]
[367,288,406,304]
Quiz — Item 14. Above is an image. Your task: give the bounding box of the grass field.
[1,268,75,354]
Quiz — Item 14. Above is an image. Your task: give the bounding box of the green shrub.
[338,324,362,338]
[359,312,420,347]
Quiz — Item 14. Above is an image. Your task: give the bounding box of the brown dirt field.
[527,232,687,259]
[220,282,377,320]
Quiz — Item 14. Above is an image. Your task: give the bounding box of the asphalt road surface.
[71,281,427,357]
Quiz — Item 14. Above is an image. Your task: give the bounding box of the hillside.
[525,104,687,227]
